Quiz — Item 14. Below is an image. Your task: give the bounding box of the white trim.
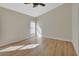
[72,40,79,56]
[0,34,33,47]
[43,35,71,42]
[72,4,79,55]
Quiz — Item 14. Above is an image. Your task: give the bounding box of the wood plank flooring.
[0,37,77,56]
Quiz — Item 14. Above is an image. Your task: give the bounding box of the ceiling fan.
[24,3,46,8]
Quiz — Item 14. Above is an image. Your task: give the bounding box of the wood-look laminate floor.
[0,37,77,56]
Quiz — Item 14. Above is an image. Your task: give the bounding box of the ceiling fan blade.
[24,3,46,8]
[24,3,30,4]
[39,3,45,6]
[33,3,38,8]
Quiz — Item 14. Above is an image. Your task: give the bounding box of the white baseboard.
[0,34,33,47]
[0,39,23,47]
[72,40,79,56]
[43,35,71,42]
[0,35,71,47]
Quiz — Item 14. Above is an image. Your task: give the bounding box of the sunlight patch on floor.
[0,45,23,52]
[20,44,40,50]
[0,44,40,52]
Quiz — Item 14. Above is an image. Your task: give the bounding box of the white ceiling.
[0,3,63,17]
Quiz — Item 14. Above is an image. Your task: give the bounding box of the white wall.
[72,4,79,55]
[37,4,72,42]
[0,7,33,46]
[77,7,79,55]
[78,9,79,55]
[78,8,79,55]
